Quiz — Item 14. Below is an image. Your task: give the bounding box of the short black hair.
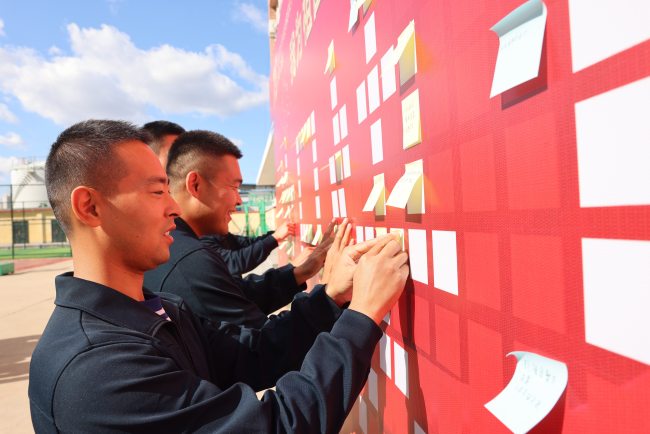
[166,130,243,190]
[45,120,152,234]
[141,120,186,154]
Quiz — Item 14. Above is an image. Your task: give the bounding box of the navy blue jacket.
[202,232,278,275]
[144,218,301,328]
[29,273,381,433]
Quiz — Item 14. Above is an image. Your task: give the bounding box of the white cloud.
[107,0,125,15]
[0,103,17,123]
[234,3,268,33]
[0,132,24,149]
[0,19,5,37]
[0,156,20,178]
[0,23,268,125]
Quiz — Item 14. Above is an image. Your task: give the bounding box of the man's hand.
[325,231,390,306]
[292,219,336,285]
[348,234,409,325]
[321,218,353,283]
[272,221,296,242]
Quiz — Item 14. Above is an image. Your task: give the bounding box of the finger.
[340,220,353,249]
[332,218,349,249]
[322,219,336,239]
[365,233,396,257]
[390,251,409,268]
[378,239,402,258]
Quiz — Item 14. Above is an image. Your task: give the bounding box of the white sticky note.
[569,0,650,72]
[283,205,292,219]
[275,207,283,219]
[333,113,340,145]
[299,201,303,220]
[312,224,323,245]
[335,150,344,182]
[339,105,348,140]
[370,119,383,164]
[310,111,316,135]
[575,77,650,207]
[359,398,368,434]
[338,188,347,217]
[367,65,381,114]
[379,333,392,378]
[348,0,360,31]
[342,144,351,178]
[390,228,405,250]
[432,230,458,295]
[402,89,422,149]
[393,20,417,86]
[393,341,409,398]
[297,159,301,176]
[312,139,318,163]
[328,157,336,185]
[364,13,377,63]
[485,351,568,434]
[314,167,320,191]
[582,238,650,365]
[330,77,338,110]
[386,159,425,214]
[408,229,428,284]
[357,80,368,124]
[365,226,375,240]
[298,179,302,198]
[315,195,321,219]
[375,227,388,237]
[356,225,365,244]
[381,46,397,101]
[368,368,378,409]
[331,190,340,218]
[325,40,336,74]
[300,224,313,244]
[414,421,426,434]
[362,173,386,216]
[490,0,547,97]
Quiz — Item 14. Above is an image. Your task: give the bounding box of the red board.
[270,0,650,432]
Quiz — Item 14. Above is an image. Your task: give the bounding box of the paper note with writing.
[324,40,336,74]
[370,119,383,164]
[393,20,417,86]
[331,190,340,218]
[490,0,547,97]
[364,13,377,63]
[381,46,397,101]
[363,173,386,215]
[333,112,340,145]
[367,65,381,114]
[342,144,351,178]
[339,105,348,139]
[335,151,344,182]
[402,89,422,149]
[485,351,568,434]
[338,188,348,217]
[386,159,425,214]
[312,224,323,245]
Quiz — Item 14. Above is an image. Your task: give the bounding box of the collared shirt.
[29,273,381,433]
[201,232,278,275]
[144,217,305,328]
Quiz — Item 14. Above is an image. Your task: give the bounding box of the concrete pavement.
[0,259,72,434]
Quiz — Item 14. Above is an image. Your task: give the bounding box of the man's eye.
[153,191,164,195]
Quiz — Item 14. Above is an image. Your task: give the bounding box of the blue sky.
[0,0,272,183]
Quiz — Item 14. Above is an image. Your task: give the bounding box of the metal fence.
[0,183,71,260]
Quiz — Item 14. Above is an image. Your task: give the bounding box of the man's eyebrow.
[146,176,169,185]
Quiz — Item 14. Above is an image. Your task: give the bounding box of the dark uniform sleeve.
[201,233,279,275]
[51,310,381,434]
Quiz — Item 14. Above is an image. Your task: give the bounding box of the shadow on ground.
[0,335,40,385]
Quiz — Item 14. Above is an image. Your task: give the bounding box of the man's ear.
[70,186,102,228]
[185,171,201,199]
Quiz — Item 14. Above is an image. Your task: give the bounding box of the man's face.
[99,141,181,272]
[200,155,243,236]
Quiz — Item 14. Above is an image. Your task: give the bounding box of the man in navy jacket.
[29,120,409,433]
[144,130,337,328]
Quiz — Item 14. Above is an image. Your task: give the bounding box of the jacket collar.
[174,217,198,239]
[54,272,168,335]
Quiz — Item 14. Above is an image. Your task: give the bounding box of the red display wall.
[270,0,650,432]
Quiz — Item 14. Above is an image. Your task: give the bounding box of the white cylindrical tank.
[10,161,49,209]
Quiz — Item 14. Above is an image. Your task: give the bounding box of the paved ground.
[0,259,72,434]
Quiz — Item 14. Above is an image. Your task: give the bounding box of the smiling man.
[144,129,335,327]
[28,120,409,433]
